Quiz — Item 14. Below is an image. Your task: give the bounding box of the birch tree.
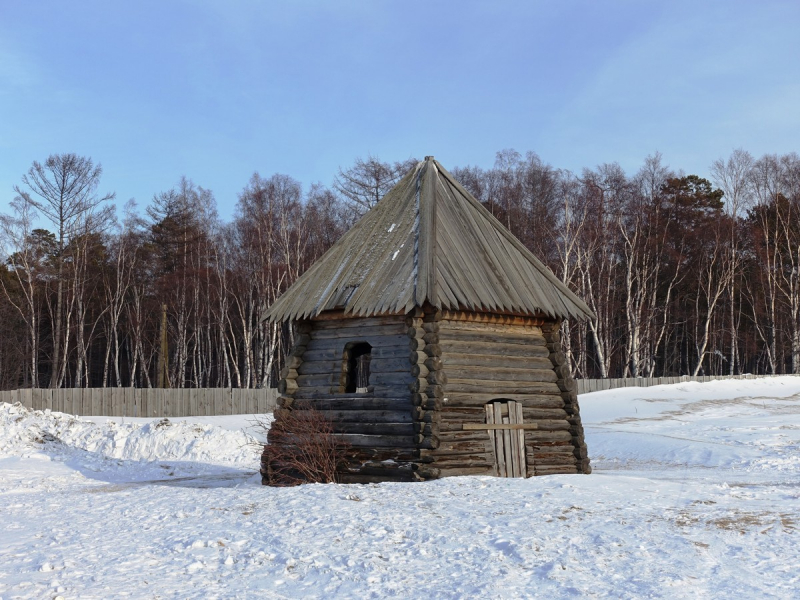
[13,154,114,387]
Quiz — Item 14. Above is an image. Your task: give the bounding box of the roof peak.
[266,158,594,322]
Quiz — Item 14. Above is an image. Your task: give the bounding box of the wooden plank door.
[485,400,527,478]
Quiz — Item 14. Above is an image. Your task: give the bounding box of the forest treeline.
[0,149,798,389]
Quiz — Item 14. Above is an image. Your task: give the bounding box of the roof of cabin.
[266,157,595,322]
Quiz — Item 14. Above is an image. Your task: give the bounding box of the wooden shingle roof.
[267,157,594,322]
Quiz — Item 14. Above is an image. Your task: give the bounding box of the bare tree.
[13,154,114,387]
[711,149,754,374]
[334,155,417,218]
[0,199,51,387]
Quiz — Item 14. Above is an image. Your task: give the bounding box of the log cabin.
[262,156,594,484]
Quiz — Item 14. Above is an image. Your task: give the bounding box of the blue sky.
[1,0,799,220]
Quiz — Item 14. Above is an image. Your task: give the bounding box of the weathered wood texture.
[1,387,279,417]
[266,310,593,483]
[268,313,423,483]
[424,316,589,477]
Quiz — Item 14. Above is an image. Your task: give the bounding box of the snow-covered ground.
[1,378,798,599]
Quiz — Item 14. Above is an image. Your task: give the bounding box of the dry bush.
[260,403,351,486]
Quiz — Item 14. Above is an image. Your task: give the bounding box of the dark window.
[343,342,372,393]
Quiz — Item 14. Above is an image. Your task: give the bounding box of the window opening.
[344,342,372,393]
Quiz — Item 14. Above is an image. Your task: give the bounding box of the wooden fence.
[2,374,796,416]
[576,373,797,395]
[0,387,279,417]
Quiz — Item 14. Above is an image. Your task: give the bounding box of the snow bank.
[1,377,799,599]
[0,402,262,467]
[581,375,800,475]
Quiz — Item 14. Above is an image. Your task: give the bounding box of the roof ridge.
[265,156,595,323]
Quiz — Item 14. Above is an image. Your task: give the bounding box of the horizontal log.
[532,453,578,465]
[407,327,425,339]
[411,364,429,378]
[344,464,415,477]
[312,324,407,339]
[422,322,439,333]
[409,378,428,393]
[439,340,549,358]
[335,434,417,448]
[441,319,545,334]
[436,407,571,421]
[411,392,427,405]
[413,422,433,436]
[526,430,573,442]
[438,407,569,420]
[423,309,442,322]
[302,346,409,362]
[534,465,579,475]
[409,337,424,351]
[280,367,299,380]
[410,351,427,364]
[295,374,337,387]
[554,364,571,380]
[289,398,412,411]
[289,345,308,358]
[558,379,577,393]
[442,353,553,370]
[427,371,448,385]
[524,408,570,420]
[296,372,411,387]
[416,435,440,449]
[525,419,570,431]
[333,422,414,436]
[278,379,298,394]
[305,335,410,351]
[424,356,443,372]
[417,397,442,411]
[445,380,561,395]
[526,443,576,455]
[527,440,575,449]
[443,367,557,383]
[415,466,440,479]
[433,440,493,455]
[424,343,442,357]
[423,332,439,344]
[289,409,412,423]
[437,430,494,443]
[438,330,547,346]
[427,385,445,399]
[294,321,313,334]
[285,356,303,369]
[343,448,420,462]
[370,359,414,374]
[442,393,564,407]
[293,387,408,399]
[436,466,493,478]
[312,315,405,329]
[338,472,414,483]
[441,311,546,327]
[426,454,494,467]
[297,360,340,375]
[432,465,495,475]
[413,409,441,423]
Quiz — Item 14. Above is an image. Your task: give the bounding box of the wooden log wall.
[431,311,587,478]
[267,309,591,484]
[541,321,591,474]
[272,313,420,484]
